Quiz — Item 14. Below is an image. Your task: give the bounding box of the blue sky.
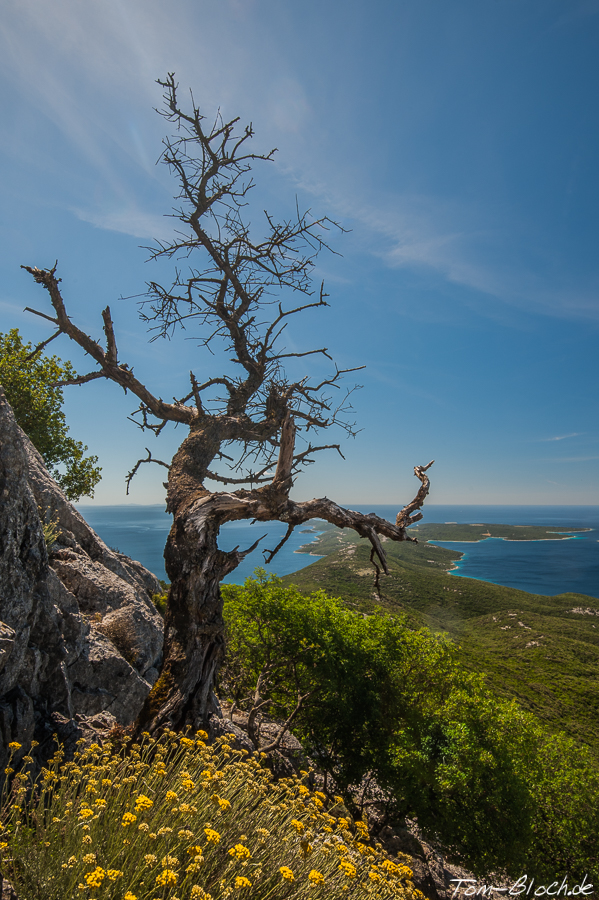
[1,0,598,506]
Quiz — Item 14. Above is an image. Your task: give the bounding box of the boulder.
[0,385,165,767]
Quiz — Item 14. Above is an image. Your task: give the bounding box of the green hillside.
[283,523,599,756]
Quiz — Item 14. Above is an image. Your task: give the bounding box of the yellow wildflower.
[79,808,94,819]
[8,742,21,750]
[124,893,138,900]
[135,794,154,811]
[85,867,106,888]
[180,737,194,748]
[161,855,179,867]
[298,785,310,795]
[190,888,212,900]
[157,826,173,836]
[107,869,124,880]
[196,730,208,740]
[187,845,203,856]
[204,827,221,844]
[94,798,107,808]
[156,868,178,886]
[211,793,230,810]
[290,819,305,833]
[228,844,251,861]
[368,871,381,883]
[182,778,196,791]
[144,854,158,866]
[339,859,357,878]
[165,790,179,803]
[308,870,325,885]
[186,860,204,874]
[178,829,194,839]
[122,812,137,826]
[82,854,96,865]
[280,866,295,882]
[380,859,407,875]
[234,876,251,889]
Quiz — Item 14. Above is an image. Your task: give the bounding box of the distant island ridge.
[75,504,599,600]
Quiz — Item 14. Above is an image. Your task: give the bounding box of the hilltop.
[283,522,599,756]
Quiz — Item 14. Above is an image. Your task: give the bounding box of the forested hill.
[283,523,599,758]
[407,522,590,541]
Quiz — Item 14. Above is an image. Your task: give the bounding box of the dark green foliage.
[409,522,589,541]
[221,571,599,881]
[287,525,599,757]
[0,329,101,501]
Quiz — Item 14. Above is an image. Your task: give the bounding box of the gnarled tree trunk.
[21,80,435,740]
[137,417,433,735]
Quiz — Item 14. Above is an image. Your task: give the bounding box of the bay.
[76,503,599,598]
[75,504,324,584]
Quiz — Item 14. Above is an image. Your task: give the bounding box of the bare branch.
[24,329,62,360]
[396,460,435,528]
[22,266,198,427]
[55,370,107,388]
[263,523,295,564]
[102,306,118,364]
[24,306,58,325]
[272,412,296,492]
[259,689,313,753]
[125,449,171,495]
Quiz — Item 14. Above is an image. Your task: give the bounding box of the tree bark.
[136,423,433,735]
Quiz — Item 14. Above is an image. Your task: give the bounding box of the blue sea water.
[76,504,599,599]
[75,504,325,584]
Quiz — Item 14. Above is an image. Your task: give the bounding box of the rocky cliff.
[0,386,164,770]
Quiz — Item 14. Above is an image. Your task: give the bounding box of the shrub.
[221,572,599,881]
[0,328,101,501]
[0,734,424,900]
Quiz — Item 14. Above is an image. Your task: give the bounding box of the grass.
[0,734,424,900]
[283,523,599,757]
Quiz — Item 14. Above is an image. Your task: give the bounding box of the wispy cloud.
[73,207,176,241]
[552,456,599,462]
[540,432,585,442]
[2,0,599,325]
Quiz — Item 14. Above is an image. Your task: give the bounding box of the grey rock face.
[0,386,165,765]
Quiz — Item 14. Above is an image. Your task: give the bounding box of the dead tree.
[23,75,433,735]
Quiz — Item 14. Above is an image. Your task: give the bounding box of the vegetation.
[285,524,599,757]
[39,506,62,550]
[407,522,589,541]
[152,581,170,617]
[22,76,433,734]
[220,572,599,882]
[0,733,423,900]
[0,328,101,501]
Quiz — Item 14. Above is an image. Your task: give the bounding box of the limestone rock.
[23,431,164,680]
[0,385,165,767]
[69,626,153,725]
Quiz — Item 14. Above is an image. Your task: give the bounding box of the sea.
[75,504,599,600]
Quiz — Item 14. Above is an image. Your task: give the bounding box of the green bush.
[0,328,101,501]
[221,572,599,881]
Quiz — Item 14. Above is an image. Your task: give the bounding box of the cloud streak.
[552,456,599,462]
[2,0,599,324]
[540,432,585,442]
